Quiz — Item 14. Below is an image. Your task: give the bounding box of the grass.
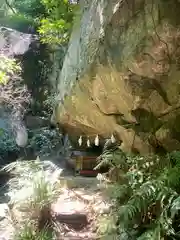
[14,223,54,240]
[1,156,62,238]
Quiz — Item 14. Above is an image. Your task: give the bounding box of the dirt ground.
[0,175,112,240]
[53,177,111,239]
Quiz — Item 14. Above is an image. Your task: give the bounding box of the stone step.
[55,213,88,230]
[58,176,99,188]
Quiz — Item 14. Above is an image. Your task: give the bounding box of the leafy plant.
[0,54,30,116]
[13,0,46,19]
[38,0,79,44]
[27,127,63,156]
[0,13,34,32]
[1,0,79,44]
[96,148,180,239]
[0,55,21,84]
[96,214,117,238]
[0,128,19,161]
[14,223,53,240]
[2,157,62,234]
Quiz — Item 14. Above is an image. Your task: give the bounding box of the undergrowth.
[27,127,63,156]
[96,145,180,240]
[2,157,62,239]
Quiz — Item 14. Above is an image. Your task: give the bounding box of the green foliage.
[3,157,62,202]
[0,0,35,31]
[0,14,34,32]
[37,0,78,44]
[0,0,16,17]
[2,157,62,235]
[0,55,21,84]
[38,18,70,44]
[40,0,75,21]
[0,52,30,114]
[13,0,46,18]
[96,149,180,239]
[96,214,117,238]
[27,127,63,156]
[0,129,19,161]
[0,0,79,45]
[43,92,57,116]
[14,223,53,240]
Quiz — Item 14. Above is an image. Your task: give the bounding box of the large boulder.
[0,27,37,56]
[0,27,38,148]
[53,0,180,154]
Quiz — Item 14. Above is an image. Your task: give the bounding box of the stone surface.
[0,159,110,239]
[0,27,38,149]
[0,26,52,151]
[0,204,8,221]
[0,204,14,240]
[0,27,37,56]
[52,0,180,153]
[52,180,110,239]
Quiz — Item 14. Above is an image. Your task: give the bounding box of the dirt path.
[53,177,111,239]
[0,155,112,239]
[0,175,111,240]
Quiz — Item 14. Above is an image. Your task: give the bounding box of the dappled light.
[0,156,110,239]
[1,0,180,239]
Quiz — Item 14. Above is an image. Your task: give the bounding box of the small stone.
[93,202,111,214]
[0,204,8,221]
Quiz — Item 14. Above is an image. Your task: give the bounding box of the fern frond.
[164,166,180,191]
[117,179,175,227]
[171,196,180,219]
[137,224,161,240]
[97,147,180,238]
[95,153,114,170]
[118,227,137,240]
[107,183,132,203]
[168,151,180,166]
[95,148,127,170]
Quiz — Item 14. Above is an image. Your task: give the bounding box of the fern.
[95,148,180,239]
[107,183,131,204]
[95,145,127,170]
[137,225,161,240]
[171,196,180,219]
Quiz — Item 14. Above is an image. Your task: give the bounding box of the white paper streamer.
[87,137,90,147]
[94,134,99,146]
[111,134,116,143]
[78,135,82,146]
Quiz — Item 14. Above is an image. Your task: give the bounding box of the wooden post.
[75,156,83,175]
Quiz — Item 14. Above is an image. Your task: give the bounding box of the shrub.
[14,223,53,240]
[2,157,62,236]
[0,128,19,162]
[96,147,180,239]
[27,127,63,156]
[0,14,34,32]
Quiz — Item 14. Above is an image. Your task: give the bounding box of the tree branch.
[5,0,16,14]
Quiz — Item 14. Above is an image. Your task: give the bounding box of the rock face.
[0,27,53,152]
[53,0,180,154]
[0,27,37,56]
[0,27,40,150]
